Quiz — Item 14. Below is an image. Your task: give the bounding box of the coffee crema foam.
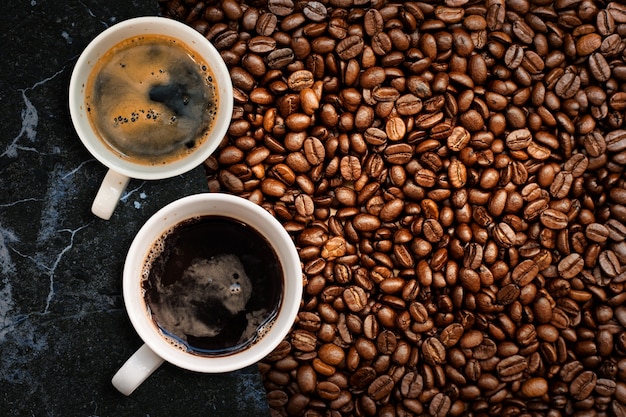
[140,216,283,357]
[85,35,218,165]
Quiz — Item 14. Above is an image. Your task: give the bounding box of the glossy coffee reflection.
[142,215,283,355]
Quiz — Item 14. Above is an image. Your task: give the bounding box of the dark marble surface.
[0,1,270,416]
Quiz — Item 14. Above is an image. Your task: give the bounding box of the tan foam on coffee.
[85,35,218,165]
[159,332,188,352]
[254,319,274,341]
[140,225,175,297]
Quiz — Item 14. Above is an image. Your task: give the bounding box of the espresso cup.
[69,17,233,220]
[112,193,302,395]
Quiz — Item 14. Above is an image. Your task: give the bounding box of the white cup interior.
[123,193,302,373]
[68,16,233,180]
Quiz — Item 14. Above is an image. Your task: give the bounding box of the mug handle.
[92,169,130,220]
[112,343,164,395]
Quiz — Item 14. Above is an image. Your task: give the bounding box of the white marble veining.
[0,221,18,276]
[61,30,73,44]
[2,90,38,158]
[0,276,18,349]
[0,230,17,343]
[121,181,148,209]
[2,67,66,159]
[79,0,117,28]
[0,62,92,367]
[0,47,186,358]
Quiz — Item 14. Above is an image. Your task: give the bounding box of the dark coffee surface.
[143,216,282,355]
[86,35,217,165]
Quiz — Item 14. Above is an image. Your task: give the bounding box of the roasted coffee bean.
[429,393,451,417]
[422,337,446,365]
[512,19,534,44]
[302,1,326,22]
[589,52,612,81]
[608,2,626,23]
[384,143,412,164]
[599,250,621,277]
[558,253,584,279]
[504,44,524,69]
[336,35,364,60]
[375,329,396,355]
[386,117,406,141]
[422,219,444,243]
[586,223,609,243]
[267,48,294,69]
[447,126,471,151]
[448,158,467,188]
[267,0,293,17]
[497,283,520,305]
[583,131,607,157]
[512,259,539,286]
[597,9,616,35]
[318,343,345,366]
[609,187,626,204]
[400,371,423,399]
[506,128,532,150]
[550,171,573,199]
[291,330,317,352]
[372,86,400,103]
[595,378,617,396]
[540,208,569,230]
[371,32,392,56]
[363,8,384,36]
[606,130,626,152]
[555,72,580,99]
[303,137,324,166]
[343,286,367,312]
[164,1,626,414]
[607,219,626,241]
[255,13,277,37]
[266,389,289,408]
[570,370,597,401]
[497,355,527,379]
[439,323,463,348]
[367,375,394,401]
[493,222,516,248]
[349,366,376,392]
[521,377,549,398]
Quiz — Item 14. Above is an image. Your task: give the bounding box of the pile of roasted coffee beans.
[160,0,626,416]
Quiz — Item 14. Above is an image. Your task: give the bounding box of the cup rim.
[123,193,302,373]
[68,16,233,180]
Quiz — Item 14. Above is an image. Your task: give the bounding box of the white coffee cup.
[112,193,303,395]
[69,17,233,220]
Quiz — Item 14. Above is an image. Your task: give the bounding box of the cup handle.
[92,169,130,220]
[112,343,164,396]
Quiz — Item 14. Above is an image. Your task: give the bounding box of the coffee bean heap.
[160,0,626,416]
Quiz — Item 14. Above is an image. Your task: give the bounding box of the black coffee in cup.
[141,216,283,356]
[85,34,218,165]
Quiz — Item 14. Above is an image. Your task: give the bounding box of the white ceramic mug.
[112,193,302,395]
[69,17,233,220]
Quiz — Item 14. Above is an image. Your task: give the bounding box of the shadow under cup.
[123,194,302,373]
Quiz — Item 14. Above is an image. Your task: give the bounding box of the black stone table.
[0,1,270,415]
